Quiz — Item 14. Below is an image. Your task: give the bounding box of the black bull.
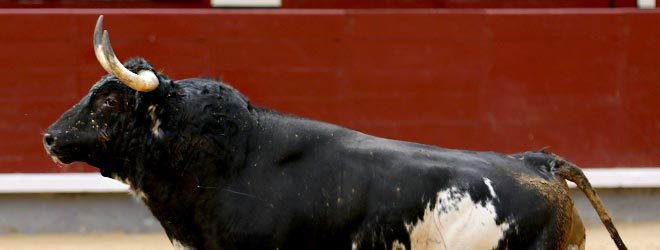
[43,18,626,250]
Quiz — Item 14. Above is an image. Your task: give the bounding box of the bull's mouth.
[49,153,77,167]
[50,155,71,167]
[44,147,75,167]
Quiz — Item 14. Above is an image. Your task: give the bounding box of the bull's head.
[43,16,168,176]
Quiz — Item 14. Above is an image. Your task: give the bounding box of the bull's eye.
[104,98,117,107]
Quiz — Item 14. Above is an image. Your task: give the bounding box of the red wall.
[0,9,658,173]
[0,0,210,8]
[0,0,637,8]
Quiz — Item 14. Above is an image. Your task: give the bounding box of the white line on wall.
[211,0,281,8]
[638,0,656,9]
[0,168,659,193]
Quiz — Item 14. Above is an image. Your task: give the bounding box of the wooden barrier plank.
[0,10,658,173]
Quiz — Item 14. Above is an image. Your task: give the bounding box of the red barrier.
[0,0,637,9]
[0,9,658,173]
[0,0,210,8]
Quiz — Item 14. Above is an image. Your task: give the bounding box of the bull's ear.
[123,57,156,73]
[122,58,172,97]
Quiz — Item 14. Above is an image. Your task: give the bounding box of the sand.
[0,221,658,250]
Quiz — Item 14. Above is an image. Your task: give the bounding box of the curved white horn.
[93,15,159,92]
[94,15,113,74]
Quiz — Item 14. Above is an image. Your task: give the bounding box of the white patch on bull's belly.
[405,187,512,250]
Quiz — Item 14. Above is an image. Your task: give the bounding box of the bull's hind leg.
[511,181,578,249]
[567,208,586,250]
[529,203,583,250]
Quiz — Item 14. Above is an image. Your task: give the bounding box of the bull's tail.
[552,158,627,250]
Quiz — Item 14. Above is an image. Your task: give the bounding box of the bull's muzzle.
[42,133,67,167]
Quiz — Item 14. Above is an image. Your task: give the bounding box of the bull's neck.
[133,122,251,191]
[122,110,254,245]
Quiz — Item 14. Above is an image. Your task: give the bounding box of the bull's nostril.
[44,133,55,146]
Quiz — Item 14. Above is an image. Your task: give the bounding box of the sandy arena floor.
[0,221,658,250]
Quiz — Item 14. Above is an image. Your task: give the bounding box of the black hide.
[45,58,578,250]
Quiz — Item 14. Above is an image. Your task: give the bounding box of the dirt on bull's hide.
[511,171,576,249]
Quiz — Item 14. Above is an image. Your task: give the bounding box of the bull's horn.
[93,15,159,92]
